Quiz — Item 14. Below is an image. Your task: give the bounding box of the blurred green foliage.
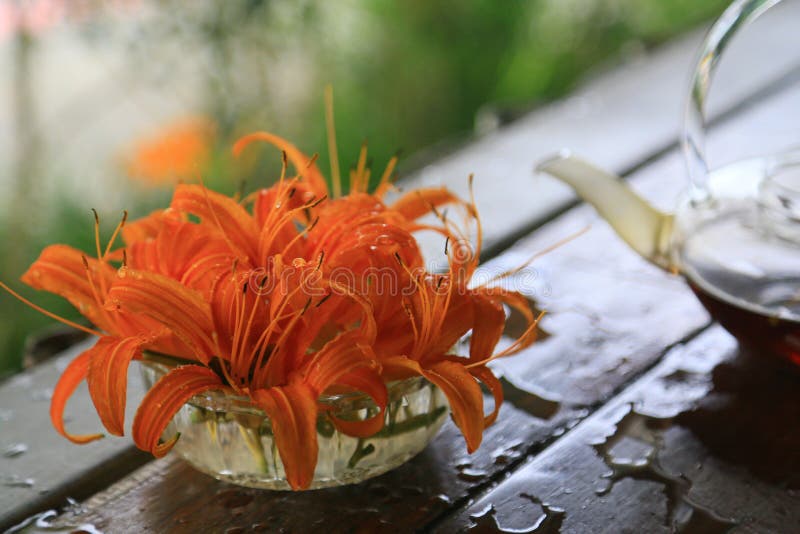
[0,0,729,375]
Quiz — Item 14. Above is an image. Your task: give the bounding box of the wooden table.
[2,6,800,532]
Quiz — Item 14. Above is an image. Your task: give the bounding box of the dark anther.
[91,208,99,224]
[310,195,328,208]
[444,237,450,255]
[316,293,332,308]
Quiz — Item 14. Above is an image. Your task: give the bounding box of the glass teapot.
[537,0,800,365]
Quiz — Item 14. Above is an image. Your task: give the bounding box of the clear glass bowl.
[139,361,448,490]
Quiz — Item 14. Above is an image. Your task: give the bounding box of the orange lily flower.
[3,130,539,491]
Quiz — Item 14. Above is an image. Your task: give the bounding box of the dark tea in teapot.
[687,274,800,365]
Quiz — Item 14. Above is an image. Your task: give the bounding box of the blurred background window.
[0,0,729,374]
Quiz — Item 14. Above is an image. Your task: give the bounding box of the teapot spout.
[537,153,676,271]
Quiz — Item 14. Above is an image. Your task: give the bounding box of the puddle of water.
[592,406,737,533]
[467,494,565,534]
[6,509,103,534]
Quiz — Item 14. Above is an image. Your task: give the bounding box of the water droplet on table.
[492,440,525,466]
[30,387,54,402]
[456,462,488,482]
[9,374,33,388]
[2,474,35,488]
[3,443,28,458]
[468,495,565,533]
[592,405,736,532]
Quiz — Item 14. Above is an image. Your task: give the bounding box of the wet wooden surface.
[437,326,800,533]
[3,10,800,533]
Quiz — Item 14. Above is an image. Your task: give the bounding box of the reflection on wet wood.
[438,327,800,533]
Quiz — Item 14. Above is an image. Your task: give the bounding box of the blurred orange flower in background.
[123,117,215,185]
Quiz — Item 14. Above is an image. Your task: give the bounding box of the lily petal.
[469,294,505,362]
[390,187,459,221]
[132,365,224,457]
[171,184,259,261]
[304,333,377,394]
[383,357,484,453]
[50,345,105,444]
[107,268,215,363]
[252,381,318,490]
[86,336,146,436]
[469,364,504,426]
[328,366,388,438]
[121,209,184,245]
[232,132,328,197]
[21,244,116,331]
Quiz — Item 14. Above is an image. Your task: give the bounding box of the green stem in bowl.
[373,406,448,437]
[237,424,269,474]
[347,438,376,469]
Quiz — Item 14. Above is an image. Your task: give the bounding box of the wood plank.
[434,326,800,533]
[23,54,800,534]
[0,339,150,530]
[401,0,800,257]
